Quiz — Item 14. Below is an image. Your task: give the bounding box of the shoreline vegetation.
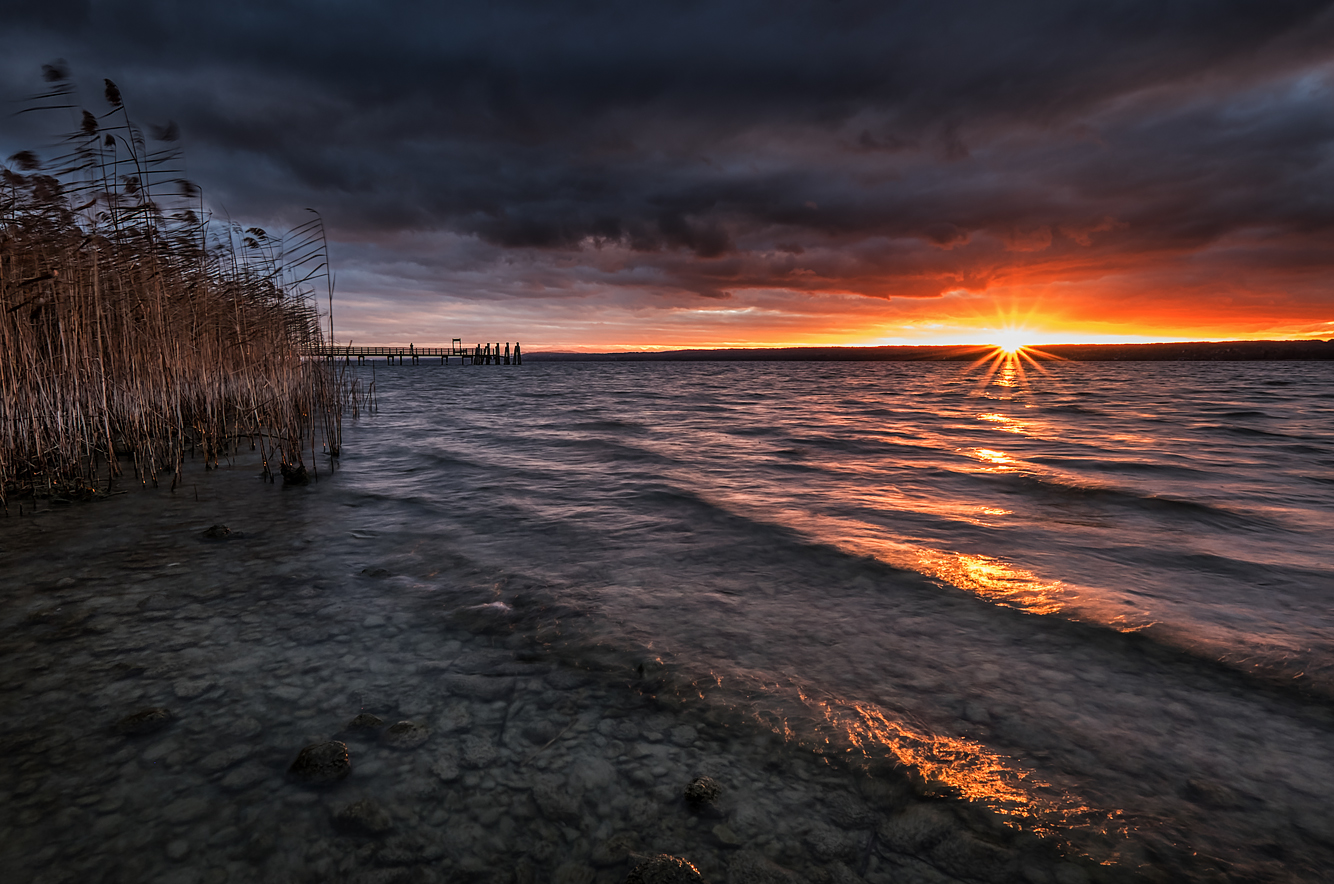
[1,65,363,506]
[527,339,1334,362]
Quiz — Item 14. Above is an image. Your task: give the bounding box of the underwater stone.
[625,854,705,884]
[712,823,742,846]
[726,850,800,884]
[669,725,698,747]
[684,776,721,810]
[877,804,955,853]
[280,462,309,486]
[200,745,252,773]
[288,741,351,785]
[553,863,598,884]
[927,831,1017,883]
[826,791,875,829]
[345,713,386,733]
[333,799,394,836]
[201,525,231,539]
[459,734,498,768]
[219,761,269,791]
[591,832,640,867]
[114,707,173,736]
[382,721,429,749]
[532,776,583,823]
[430,755,461,783]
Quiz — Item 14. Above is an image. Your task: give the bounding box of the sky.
[3,1,1333,350]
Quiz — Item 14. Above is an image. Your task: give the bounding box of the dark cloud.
[3,0,1333,343]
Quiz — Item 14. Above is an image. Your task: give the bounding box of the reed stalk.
[0,68,362,505]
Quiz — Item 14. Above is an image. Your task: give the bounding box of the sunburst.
[968,329,1061,391]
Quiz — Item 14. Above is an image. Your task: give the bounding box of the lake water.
[2,357,1332,884]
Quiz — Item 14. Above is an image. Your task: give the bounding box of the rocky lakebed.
[0,471,1122,884]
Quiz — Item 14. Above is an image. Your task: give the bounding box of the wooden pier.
[307,339,522,365]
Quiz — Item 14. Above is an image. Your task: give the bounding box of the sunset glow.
[6,4,1331,351]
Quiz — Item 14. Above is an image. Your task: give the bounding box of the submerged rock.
[591,832,640,867]
[345,713,386,733]
[684,776,721,810]
[201,524,231,539]
[625,854,705,884]
[114,707,174,736]
[333,799,394,835]
[727,850,800,884]
[382,720,429,749]
[288,741,351,784]
[459,733,498,768]
[280,462,310,486]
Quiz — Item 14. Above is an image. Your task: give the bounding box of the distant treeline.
[530,340,1334,363]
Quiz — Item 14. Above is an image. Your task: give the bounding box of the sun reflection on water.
[793,694,1120,840]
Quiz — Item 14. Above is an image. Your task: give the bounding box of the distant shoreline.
[526,339,1334,362]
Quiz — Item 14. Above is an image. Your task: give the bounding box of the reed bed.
[0,67,364,506]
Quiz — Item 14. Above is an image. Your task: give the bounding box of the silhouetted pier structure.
[309,339,522,365]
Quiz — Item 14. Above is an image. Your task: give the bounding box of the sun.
[992,330,1030,355]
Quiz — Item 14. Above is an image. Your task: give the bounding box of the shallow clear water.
[3,358,1333,883]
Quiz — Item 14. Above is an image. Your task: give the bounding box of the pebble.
[430,754,461,783]
[712,823,742,846]
[625,854,705,883]
[684,776,721,810]
[220,762,270,791]
[162,796,210,825]
[172,679,215,700]
[200,745,252,773]
[288,741,352,785]
[460,734,498,768]
[114,708,174,736]
[382,721,429,749]
[333,799,394,835]
[345,713,385,732]
[222,716,263,740]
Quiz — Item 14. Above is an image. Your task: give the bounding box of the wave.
[973,470,1273,528]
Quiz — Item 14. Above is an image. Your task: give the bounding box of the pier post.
[514,342,521,365]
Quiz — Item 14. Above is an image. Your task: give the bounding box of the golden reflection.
[976,412,1030,434]
[915,549,1070,615]
[971,448,1015,468]
[798,694,1117,838]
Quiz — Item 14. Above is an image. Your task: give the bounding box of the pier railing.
[305,341,522,365]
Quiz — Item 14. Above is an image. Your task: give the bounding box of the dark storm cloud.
[4,0,1333,307]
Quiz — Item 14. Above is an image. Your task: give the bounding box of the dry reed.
[0,67,363,505]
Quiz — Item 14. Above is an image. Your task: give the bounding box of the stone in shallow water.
[877,804,955,853]
[684,776,721,810]
[220,762,270,791]
[114,707,173,736]
[430,755,461,783]
[172,679,214,700]
[333,799,394,835]
[591,832,640,867]
[223,716,263,740]
[382,721,429,749]
[669,725,698,747]
[625,854,705,884]
[345,713,386,733]
[727,850,800,884]
[460,734,498,768]
[200,745,252,773]
[532,776,582,823]
[288,741,351,785]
